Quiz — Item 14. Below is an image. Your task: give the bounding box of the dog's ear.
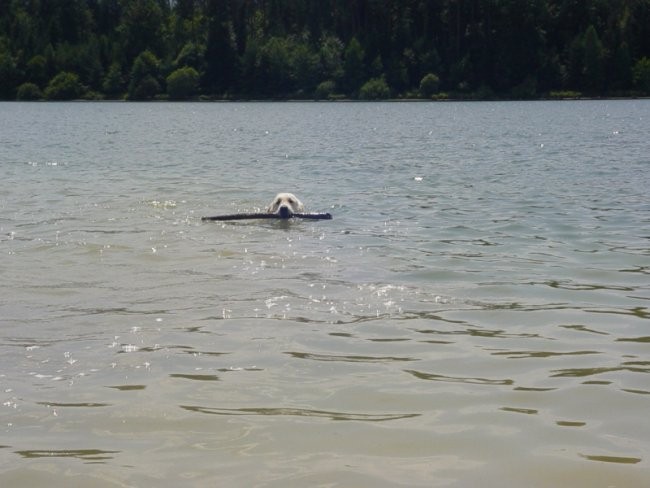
[288,195,304,211]
[267,196,279,212]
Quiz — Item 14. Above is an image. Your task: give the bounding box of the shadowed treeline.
[1,0,649,100]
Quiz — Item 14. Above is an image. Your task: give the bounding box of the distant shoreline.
[4,96,649,103]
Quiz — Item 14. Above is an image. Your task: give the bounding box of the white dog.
[266,192,304,218]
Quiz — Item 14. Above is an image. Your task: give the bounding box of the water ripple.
[179,405,420,422]
[491,350,601,359]
[36,402,110,408]
[579,454,642,464]
[404,370,514,386]
[550,362,650,377]
[285,351,418,363]
[14,449,119,462]
[169,373,220,381]
[2,101,650,487]
[106,384,146,391]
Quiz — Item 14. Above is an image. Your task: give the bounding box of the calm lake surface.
[1,100,649,487]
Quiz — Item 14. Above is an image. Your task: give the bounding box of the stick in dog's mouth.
[278,206,292,219]
[201,193,332,222]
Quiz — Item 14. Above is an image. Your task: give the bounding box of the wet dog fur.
[266,193,304,218]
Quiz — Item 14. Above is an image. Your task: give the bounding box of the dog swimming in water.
[266,192,305,219]
[201,192,331,221]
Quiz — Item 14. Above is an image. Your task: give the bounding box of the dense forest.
[1,0,650,100]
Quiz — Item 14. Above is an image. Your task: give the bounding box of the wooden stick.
[201,212,332,222]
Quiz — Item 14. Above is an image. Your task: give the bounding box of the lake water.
[1,100,649,487]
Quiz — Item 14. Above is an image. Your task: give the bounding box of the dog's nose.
[279,206,292,219]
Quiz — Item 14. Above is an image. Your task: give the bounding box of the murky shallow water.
[1,101,649,486]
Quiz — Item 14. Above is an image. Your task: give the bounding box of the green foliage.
[102,62,124,97]
[582,25,604,94]
[82,90,104,101]
[511,76,538,99]
[611,43,633,90]
[315,80,336,99]
[26,55,48,86]
[16,82,42,100]
[419,73,440,98]
[44,72,84,100]
[53,39,104,90]
[549,90,582,99]
[259,37,295,95]
[0,47,19,99]
[292,41,320,95]
[342,38,365,95]
[167,66,199,99]
[566,34,585,89]
[469,84,496,100]
[633,58,650,93]
[319,35,344,83]
[175,43,206,72]
[0,2,650,100]
[359,77,390,100]
[128,51,161,100]
[369,55,384,79]
[203,19,238,94]
[118,0,165,64]
[241,35,322,97]
[130,75,160,100]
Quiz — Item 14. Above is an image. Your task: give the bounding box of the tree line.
[1,0,650,101]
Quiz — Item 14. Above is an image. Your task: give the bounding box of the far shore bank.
[3,95,649,103]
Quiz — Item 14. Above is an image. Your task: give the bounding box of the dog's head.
[267,193,304,218]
